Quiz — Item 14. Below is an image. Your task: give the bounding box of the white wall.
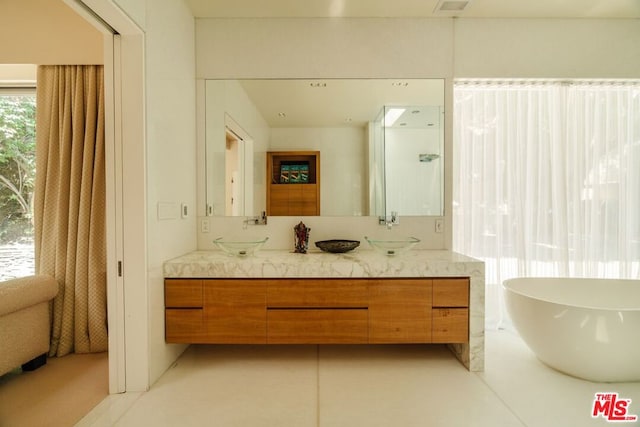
[0,64,36,81]
[112,0,146,29]
[196,18,453,79]
[0,0,103,64]
[195,17,640,250]
[453,19,640,78]
[144,0,198,385]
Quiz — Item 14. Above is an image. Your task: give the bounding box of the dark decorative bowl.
[315,239,360,253]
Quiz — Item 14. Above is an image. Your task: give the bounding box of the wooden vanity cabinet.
[164,277,469,345]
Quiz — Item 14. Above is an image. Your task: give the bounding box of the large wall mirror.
[204,79,444,217]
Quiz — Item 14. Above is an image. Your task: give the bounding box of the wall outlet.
[435,219,444,233]
[201,218,210,233]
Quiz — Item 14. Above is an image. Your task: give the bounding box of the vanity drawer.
[165,308,204,343]
[267,309,368,344]
[204,279,267,344]
[165,279,203,308]
[267,279,368,308]
[432,278,469,307]
[369,279,432,343]
[432,308,468,343]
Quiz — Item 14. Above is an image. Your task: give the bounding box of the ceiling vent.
[433,0,472,14]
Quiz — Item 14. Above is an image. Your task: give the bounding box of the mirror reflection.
[204,79,444,217]
[376,105,445,216]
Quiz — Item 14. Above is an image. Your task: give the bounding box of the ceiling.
[184,0,640,19]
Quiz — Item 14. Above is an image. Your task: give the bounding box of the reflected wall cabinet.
[266,151,320,216]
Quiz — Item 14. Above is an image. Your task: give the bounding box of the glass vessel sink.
[365,236,420,256]
[213,237,269,256]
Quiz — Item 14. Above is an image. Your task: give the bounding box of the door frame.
[63,0,148,393]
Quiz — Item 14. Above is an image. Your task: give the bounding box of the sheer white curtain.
[453,81,640,329]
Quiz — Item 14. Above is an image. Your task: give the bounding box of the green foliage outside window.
[0,95,36,244]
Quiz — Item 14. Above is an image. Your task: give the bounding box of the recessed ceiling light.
[384,108,405,126]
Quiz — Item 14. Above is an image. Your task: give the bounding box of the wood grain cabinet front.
[164,277,470,345]
[432,278,469,343]
[165,279,203,307]
[369,279,432,343]
[165,309,204,343]
[267,279,368,308]
[266,279,368,344]
[267,309,368,344]
[203,279,267,344]
[269,184,319,216]
[164,279,204,343]
[432,308,469,343]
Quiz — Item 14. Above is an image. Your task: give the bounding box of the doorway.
[225,128,244,216]
[224,114,255,216]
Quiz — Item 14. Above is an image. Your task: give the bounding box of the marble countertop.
[163,249,484,278]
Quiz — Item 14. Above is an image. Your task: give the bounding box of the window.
[453,80,640,328]
[0,89,36,281]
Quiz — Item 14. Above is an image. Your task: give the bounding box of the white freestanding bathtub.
[503,277,640,382]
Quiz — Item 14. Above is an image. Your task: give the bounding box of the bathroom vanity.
[165,277,468,344]
[163,250,484,371]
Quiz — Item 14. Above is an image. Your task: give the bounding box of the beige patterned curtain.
[34,65,107,356]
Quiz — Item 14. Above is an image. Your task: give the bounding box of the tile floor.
[77,330,640,427]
